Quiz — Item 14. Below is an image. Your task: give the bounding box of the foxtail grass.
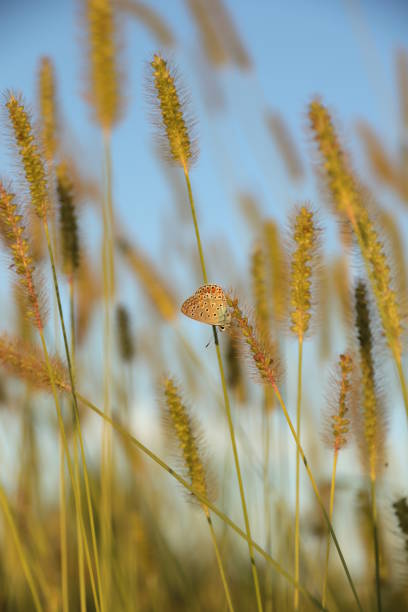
[5,93,104,612]
[0,333,326,611]
[308,100,407,427]
[355,281,385,612]
[163,377,234,612]
[37,57,58,165]
[0,484,43,612]
[84,0,123,599]
[251,241,274,608]
[321,353,353,608]
[288,204,320,610]
[149,52,263,612]
[226,294,363,611]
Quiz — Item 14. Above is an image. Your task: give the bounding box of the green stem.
[42,221,104,612]
[183,168,263,612]
[75,392,326,611]
[59,433,69,612]
[294,338,303,610]
[370,476,382,612]
[322,450,338,608]
[204,508,235,612]
[0,483,42,612]
[396,357,408,424]
[263,393,273,612]
[272,386,363,612]
[69,277,87,612]
[101,129,114,610]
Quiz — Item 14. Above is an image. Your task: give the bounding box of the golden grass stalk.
[289,205,319,341]
[37,57,58,164]
[116,304,135,362]
[321,353,353,608]
[57,161,81,276]
[206,0,251,70]
[163,377,212,503]
[0,183,100,608]
[83,0,122,589]
[84,0,122,132]
[5,94,49,220]
[149,54,197,171]
[163,377,234,611]
[116,0,174,47]
[377,209,408,317]
[149,53,263,611]
[308,100,407,422]
[0,335,68,392]
[117,237,177,321]
[251,242,270,337]
[0,484,42,611]
[250,240,275,606]
[0,335,325,610]
[226,293,363,611]
[266,112,303,181]
[6,92,104,610]
[185,0,229,67]
[264,219,288,325]
[0,183,45,332]
[355,280,385,611]
[288,204,319,610]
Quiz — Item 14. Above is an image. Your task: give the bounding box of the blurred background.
[0,0,408,610]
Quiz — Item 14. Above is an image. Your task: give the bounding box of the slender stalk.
[370,477,382,612]
[396,357,408,423]
[101,129,114,608]
[182,167,263,612]
[272,386,363,612]
[75,391,326,611]
[69,276,87,612]
[59,433,69,612]
[322,450,339,608]
[204,508,235,612]
[74,435,87,612]
[0,483,42,612]
[294,338,303,610]
[42,220,104,612]
[263,395,273,612]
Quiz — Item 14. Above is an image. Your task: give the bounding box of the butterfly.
[181,284,230,330]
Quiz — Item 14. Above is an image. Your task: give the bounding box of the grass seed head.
[6,93,49,219]
[288,204,320,340]
[149,54,197,170]
[38,57,58,163]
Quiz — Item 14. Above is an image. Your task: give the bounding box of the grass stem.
[322,450,338,608]
[294,338,303,610]
[0,483,42,612]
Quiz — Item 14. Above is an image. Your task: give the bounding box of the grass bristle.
[56,161,80,275]
[37,57,58,163]
[354,281,387,480]
[5,93,49,220]
[288,204,320,340]
[84,0,123,131]
[148,53,197,170]
[162,376,214,505]
[0,182,45,331]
